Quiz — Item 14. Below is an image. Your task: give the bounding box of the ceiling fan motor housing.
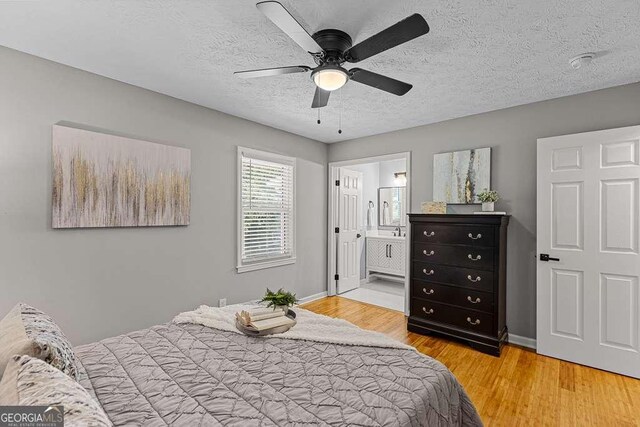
[312,29,353,64]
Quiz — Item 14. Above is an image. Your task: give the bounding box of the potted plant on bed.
[477,189,499,212]
[261,288,298,313]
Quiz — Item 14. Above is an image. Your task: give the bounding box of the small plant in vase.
[477,189,499,212]
[260,288,298,313]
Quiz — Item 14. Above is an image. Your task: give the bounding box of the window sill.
[237,257,296,273]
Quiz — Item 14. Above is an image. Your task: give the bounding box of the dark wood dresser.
[407,214,510,356]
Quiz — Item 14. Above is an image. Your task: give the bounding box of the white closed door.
[537,125,640,378]
[337,168,362,294]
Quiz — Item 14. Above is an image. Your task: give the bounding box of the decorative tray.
[235,309,297,337]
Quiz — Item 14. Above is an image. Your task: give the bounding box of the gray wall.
[378,158,407,188]
[328,82,640,339]
[0,46,328,345]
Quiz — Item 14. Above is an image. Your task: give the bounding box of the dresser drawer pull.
[467,254,482,261]
[467,296,481,304]
[422,288,434,295]
[467,275,481,282]
[423,250,435,256]
[468,233,482,240]
[423,231,435,237]
[422,307,434,315]
[466,317,481,325]
[422,268,434,275]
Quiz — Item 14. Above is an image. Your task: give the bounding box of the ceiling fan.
[235,1,430,108]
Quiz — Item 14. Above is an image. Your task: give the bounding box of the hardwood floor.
[302,296,640,426]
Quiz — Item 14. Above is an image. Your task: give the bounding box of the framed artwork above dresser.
[407,214,510,356]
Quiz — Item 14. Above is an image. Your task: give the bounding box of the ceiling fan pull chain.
[317,108,321,125]
[338,89,343,134]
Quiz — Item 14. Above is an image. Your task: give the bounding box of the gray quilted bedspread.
[75,322,482,426]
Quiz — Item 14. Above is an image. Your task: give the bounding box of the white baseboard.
[298,291,328,304]
[359,278,369,285]
[508,333,536,350]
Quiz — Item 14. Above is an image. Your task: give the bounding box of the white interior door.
[337,168,362,294]
[537,125,640,378]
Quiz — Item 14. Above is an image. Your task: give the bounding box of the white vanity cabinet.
[366,237,406,278]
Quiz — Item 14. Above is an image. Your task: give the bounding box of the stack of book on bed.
[235,307,294,331]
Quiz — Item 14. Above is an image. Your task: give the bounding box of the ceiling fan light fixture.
[312,67,348,91]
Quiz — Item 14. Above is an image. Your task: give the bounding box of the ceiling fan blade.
[345,14,429,63]
[256,1,323,54]
[312,86,330,108]
[349,68,413,96]
[234,65,311,79]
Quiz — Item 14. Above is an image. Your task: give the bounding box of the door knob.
[540,253,560,262]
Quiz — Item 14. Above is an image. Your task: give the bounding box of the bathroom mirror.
[378,187,406,227]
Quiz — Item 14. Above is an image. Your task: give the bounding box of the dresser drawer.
[413,224,495,247]
[412,243,494,271]
[412,280,493,313]
[410,299,494,335]
[412,262,494,291]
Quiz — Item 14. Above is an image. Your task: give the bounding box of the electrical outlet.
[218,298,227,307]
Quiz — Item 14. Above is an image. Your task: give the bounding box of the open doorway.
[328,152,411,314]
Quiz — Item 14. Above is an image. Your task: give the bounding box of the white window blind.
[237,147,295,272]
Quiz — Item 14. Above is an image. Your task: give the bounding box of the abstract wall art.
[52,125,190,228]
[433,147,491,204]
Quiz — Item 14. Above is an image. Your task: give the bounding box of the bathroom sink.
[366,230,406,240]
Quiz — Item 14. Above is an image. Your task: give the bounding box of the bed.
[73,305,483,426]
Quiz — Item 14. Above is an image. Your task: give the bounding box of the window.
[237,147,295,273]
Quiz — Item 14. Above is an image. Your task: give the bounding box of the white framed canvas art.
[433,147,491,204]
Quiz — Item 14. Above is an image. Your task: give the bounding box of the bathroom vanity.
[366,234,406,279]
[365,185,408,279]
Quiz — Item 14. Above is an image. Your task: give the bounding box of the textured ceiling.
[1,1,639,143]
